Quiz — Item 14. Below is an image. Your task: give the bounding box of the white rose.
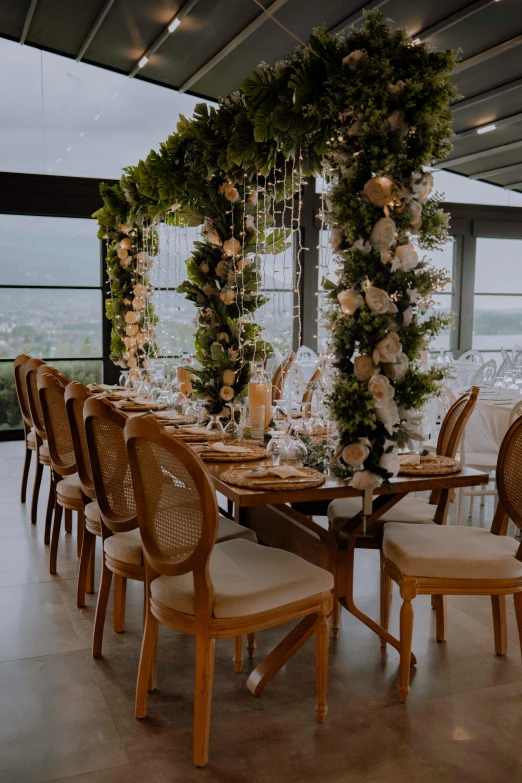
[388,80,405,99]
[235,258,250,272]
[348,119,364,137]
[219,385,235,401]
[126,324,138,336]
[411,172,434,201]
[352,470,382,490]
[119,257,132,269]
[383,352,409,382]
[342,441,369,467]
[395,242,419,272]
[329,228,342,249]
[245,214,256,232]
[373,332,402,364]
[409,200,423,230]
[127,355,137,368]
[353,354,378,382]
[132,296,145,311]
[378,452,401,477]
[220,289,236,305]
[136,251,151,268]
[401,307,413,327]
[368,374,394,404]
[133,283,145,297]
[387,109,409,139]
[219,182,240,203]
[200,262,210,274]
[362,176,394,208]
[120,223,131,234]
[203,284,215,297]
[228,348,239,361]
[365,286,397,315]
[222,369,236,385]
[342,49,367,68]
[119,237,131,250]
[215,260,225,277]
[223,238,241,257]
[407,287,421,304]
[116,247,128,260]
[375,399,400,436]
[371,217,396,251]
[248,191,258,205]
[337,287,364,316]
[353,238,372,254]
[125,311,138,324]
[216,331,229,343]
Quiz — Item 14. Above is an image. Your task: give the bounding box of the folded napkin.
[399,454,420,466]
[245,466,306,479]
[208,442,249,454]
[181,426,213,435]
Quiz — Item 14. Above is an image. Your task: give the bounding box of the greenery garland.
[94,184,158,371]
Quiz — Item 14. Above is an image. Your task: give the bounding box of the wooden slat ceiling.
[2,0,522,192]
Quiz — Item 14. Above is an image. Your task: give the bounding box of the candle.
[177,366,193,396]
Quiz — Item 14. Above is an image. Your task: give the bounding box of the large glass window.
[0,215,102,431]
[472,238,522,362]
[425,239,455,354]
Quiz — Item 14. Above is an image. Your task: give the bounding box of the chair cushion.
[150,539,334,619]
[85,500,101,536]
[464,452,497,470]
[104,528,143,566]
[383,523,522,580]
[216,516,257,544]
[328,496,437,530]
[56,473,82,501]
[26,429,49,458]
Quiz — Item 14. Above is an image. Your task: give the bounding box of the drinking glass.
[266,432,287,465]
[118,370,129,388]
[206,414,224,439]
[223,403,244,443]
[286,432,308,466]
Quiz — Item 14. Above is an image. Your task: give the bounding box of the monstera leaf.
[241,68,275,109]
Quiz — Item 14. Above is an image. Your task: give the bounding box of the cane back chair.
[383,413,522,704]
[13,354,48,509]
[22,357,53,524]
[301,362,324,406]
[124,414,334,767]
[271,352,295,403]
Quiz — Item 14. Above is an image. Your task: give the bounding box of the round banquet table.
[464,398,518,455]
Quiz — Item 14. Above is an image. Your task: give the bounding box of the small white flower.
[407,287,421,304]
[375,399,401,436]
[353,238,372,254]
[342,441,370,467]
[378,452,401,477]
[219,385,235,401]
[371,217,397,251]
[409,199,423,230]
[352,470,382,490]
[411,171,434,201]
[395,242,419,272]
[337,288,364,316]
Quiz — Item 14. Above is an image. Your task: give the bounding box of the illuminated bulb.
[138,56,148,68]
[168,18,181,32]
[411,37,421,45]
[477,123,496,134]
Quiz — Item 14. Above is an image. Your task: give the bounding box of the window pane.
[428,295,452,352]
[473,295,522,351]
[475,239,522,293]
[0,215,100,287]
[154,289,197,358]
[0,363,22,430]
[51,360,103,386]
[423,239,454,293]
[0,288,102,358]
[256,291,294,355]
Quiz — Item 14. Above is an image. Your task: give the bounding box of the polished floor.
[1,439,522,783]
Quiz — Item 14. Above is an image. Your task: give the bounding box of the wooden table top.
[205,459,490,508]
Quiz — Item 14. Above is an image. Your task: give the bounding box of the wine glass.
[286,431,308,466]
[206,414,224,439]
[118,370,129,389]
[266,432,287,465]
[223,403,244,443]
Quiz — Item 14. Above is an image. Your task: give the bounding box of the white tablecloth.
[464,399,516,455]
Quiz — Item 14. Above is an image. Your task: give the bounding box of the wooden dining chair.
[326,387,480,639]
[37,371,84,572]
[84,398,258,659]
[24,357,52,525]
[13,354,40,504]
[124,414,334,767]
[382,413,522,704]
[271,352,295,403]
[64,382,99,608]
[301,362,323,406]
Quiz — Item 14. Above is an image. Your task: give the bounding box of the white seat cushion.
[26,430,49,459]
[383,523,522,580]
[150,539,334,619]
[85,500,101,536]
[328,496,437,529]
[56,473,82,501]
[104,528,143,566]
[216,516,257,544]
[464,452,497,469]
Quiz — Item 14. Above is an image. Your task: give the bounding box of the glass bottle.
[177,350,194,396]
[248,361,272,429]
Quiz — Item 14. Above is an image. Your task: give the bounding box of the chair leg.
[468,493,475,519]
[380,554,392,647]
[433,595,447,642]
[233,636,243,672]
[193,634,216,767]
[76,508,84,558]
[49,502,63,575]
[113,574,127,633]
[20,447,32,503]
[64,507,72,534]
[514,593,522,656]
[30,460,44,524]
[135,608,160,719]
[398,584,416,704]
[331,597,341,639]
[93,561,112,658]
[86,536,96,594]
[44,472,55,545]
[76,528,95,608]
[315,611,329,723]
[491,595,507,655]
[246,632,256,659]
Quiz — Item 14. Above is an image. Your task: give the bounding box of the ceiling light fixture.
[138,55,148,68]
[168,18,181,33]
[128,0,200,78]
[411,37,421,45]
[477,123,496,134]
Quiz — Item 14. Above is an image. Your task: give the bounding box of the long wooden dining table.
[205,459,490,695]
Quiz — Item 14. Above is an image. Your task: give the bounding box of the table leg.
[247,614,317,696]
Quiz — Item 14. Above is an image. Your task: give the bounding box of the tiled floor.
[1,439,521,783]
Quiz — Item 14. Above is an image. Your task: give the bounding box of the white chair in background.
[459,349,484,366]
[470,359,497,387]
[497,356,513,377]
[511,344,522,362]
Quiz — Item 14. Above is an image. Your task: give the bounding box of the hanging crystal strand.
[280,154,290,355]
[294,145,304,349]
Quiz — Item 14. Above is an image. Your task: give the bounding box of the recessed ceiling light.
[56,158,61,163]
[168,18,180,32]
[138,56,148,68]
[94,114,100,121]
[66,146,72,152]
[477,124,496,134]
[79,131,85,137]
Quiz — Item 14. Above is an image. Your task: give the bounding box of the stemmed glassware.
[223,402,244,443]
[206,414,224,439]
